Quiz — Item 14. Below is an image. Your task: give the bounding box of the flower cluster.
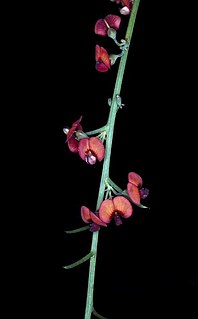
[81,172,149,232]
[63,116,105,165]
[94,2,133,72]
[64,2,148,317]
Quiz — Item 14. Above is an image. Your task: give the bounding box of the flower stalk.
[84,1,141,318]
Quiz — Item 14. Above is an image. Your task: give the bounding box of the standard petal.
[128,172,143,187]
[78,138,90,160]
[81,206,91,223]
[127,183,141,205]
[89,137,105,161]
[95,44,101,62]
[99,199,114,223]
[90,212,107,227]
[105,14,121,30]
[94,19,108,36]
[68,137,79,153]
[99,46,111,69]
[113,196,133,218]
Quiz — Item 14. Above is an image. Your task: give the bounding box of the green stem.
[65,225,89,234]
[86,125,107,136]
[63,251,94,270]
[92,307,109,319]
[108,177,123,193]
[84,1,141,318]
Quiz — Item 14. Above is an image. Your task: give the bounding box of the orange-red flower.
[99,196,133,225]
[94,14,121,36]
[81,206,107,232]
[127,172,149,205]
[65,116,83,152]
[78,137,105,164]
[95,45,111,72]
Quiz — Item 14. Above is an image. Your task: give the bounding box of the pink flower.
[127,172,149,205]
[99,196,133,225]
[64,116,83,152]
[95,45,111,72]
[81,206,107,232]
[94,14,121,36]
[78,137,105,164]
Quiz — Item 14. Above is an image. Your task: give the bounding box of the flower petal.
[68,136,79,153]
[89,137,105,161]
[120,6,130,15]
[99,46,111,69]
[78,138,90,160]
[127,183,141,205]
[90,212,107,227]
[94,19,108,36]
[67,116,83,142]
[95,44,101,62]
[99,199,115,223]
[121,0,132,9]
[113,196,133,218]
[81,206,91,223]
[128,172,143,187]
[105,14,121,30]
[67,126,76,142]
[95,62,109,72]
[72,116,83,129]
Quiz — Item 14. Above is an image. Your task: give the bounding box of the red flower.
[120,0,132,15]
[127,172,149,205]
[65,116,83,152]
[94,14,121,36]
[78,137,105,164]
[110,0,133,15]
[95,45,111,72]
[81,206,107,232]
[99,196,133,225]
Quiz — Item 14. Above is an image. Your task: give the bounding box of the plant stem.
[65,225,89,234]
[63,252,94,270]
[86,125,107,136]
[84,1,141,318]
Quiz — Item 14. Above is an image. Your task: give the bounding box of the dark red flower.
[81,206,107,232]
[95,45,111,72]
[64,116,83,152]
[127,172,149,205]
[78,137,105,164]
[94,14,121,36]
[99,196,133,225]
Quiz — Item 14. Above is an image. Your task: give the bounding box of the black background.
[11,0,197,318]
